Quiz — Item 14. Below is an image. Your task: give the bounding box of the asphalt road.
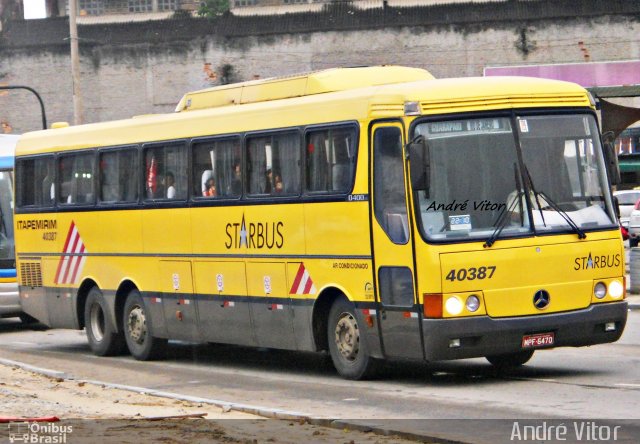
[1,309,639,443]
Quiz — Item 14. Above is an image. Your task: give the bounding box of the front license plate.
[522,332,555,348]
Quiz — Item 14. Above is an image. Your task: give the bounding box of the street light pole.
[69,0,84,125]
[0,86,47,130]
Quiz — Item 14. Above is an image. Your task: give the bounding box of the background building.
[1,0,638,134]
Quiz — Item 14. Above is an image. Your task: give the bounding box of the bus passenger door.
[159,260,199,342]
[370,123,423,360]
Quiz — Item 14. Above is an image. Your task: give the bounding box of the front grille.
[20,261,43,288]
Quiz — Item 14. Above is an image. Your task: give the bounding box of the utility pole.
[69,0,83,125]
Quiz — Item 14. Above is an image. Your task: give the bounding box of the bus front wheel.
[486,350,534,369]
[84,287,125,356]
[123,289,167,361]
[327,298,378,380]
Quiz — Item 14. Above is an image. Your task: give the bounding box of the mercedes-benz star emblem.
[533,290,550,310]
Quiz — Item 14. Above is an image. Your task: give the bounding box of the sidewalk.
[626,293,640,310]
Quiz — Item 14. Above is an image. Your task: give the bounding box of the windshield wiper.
[483,192,523,248]
[484,164,524,248]
[523,165,586,240]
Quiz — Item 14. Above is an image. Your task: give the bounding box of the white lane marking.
[507,376,558,383]
[614,383,640,388]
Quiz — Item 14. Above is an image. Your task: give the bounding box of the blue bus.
[0,134,31,323]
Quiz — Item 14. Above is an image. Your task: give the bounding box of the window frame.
[408,107,616,244]
[15,154,56,212]
[56,149,97,209]
[142,139,189,204]
[244,128,303,200]
[97,145,141,207]
[302,122,359,197]
[190,134,243,203]
[14,121,361,213]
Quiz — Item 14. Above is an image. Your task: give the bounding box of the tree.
[197,0,230,18]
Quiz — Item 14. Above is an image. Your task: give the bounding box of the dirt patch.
[0,364,427,443]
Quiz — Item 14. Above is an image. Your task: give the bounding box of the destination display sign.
[422,118,511,137]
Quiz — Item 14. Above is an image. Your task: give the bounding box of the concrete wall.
[1,0,640,133]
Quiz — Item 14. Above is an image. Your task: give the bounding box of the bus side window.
[58,152,95,205]
[306,126,356,194]
[100,148,138,203]
[144,142,187,201]
[247,132,300,196]
[192,137,241,199]
[16,156,55,208]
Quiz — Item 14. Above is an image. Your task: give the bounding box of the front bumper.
[422,301,627,361]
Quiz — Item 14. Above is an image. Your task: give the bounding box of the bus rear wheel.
[84,287,125,356]
[123,289,166,361]
[486,350,534,369]
[327,298,378,380]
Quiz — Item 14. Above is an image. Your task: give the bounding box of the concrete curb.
[0,358,465,443]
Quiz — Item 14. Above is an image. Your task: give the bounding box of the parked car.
[614,189,640,229]
[628,199,640,247]
[621,224,629,241]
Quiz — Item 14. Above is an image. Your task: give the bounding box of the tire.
[84,287,125,356]
[486,350,534,369]
[327,298,378,380]
[19,313,38,325]
[123,289,167,361]
[630,238,639,248]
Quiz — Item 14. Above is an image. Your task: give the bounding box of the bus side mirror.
[408,136,430,192]
[602,131,621,185]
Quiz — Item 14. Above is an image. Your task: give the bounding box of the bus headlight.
[465,295,480,312]
[594,282,607,299]
[608,280,624,299]
[445,296,463,315]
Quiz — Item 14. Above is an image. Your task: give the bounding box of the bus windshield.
[413,113,617,242]
[0,169,14,266]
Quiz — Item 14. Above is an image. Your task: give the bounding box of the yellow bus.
[14,66,628,379]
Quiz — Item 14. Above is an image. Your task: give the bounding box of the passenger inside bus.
[204,177,217,197]
[201,169,215,197]
[230,162,242,195]
[274,173,283,193]
[165,172,176,199]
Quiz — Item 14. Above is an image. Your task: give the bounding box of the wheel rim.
[89,302,105,342]
[127,304,147,345]
[334,311,360,362]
